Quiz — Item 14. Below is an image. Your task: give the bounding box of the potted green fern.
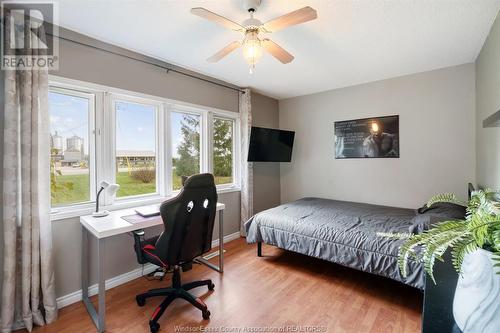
[381,189,500,333]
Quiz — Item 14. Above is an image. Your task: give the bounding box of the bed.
[245,197,466,290]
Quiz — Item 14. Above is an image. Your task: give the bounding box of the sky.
[49,91,194,158]
[49,91,90,154]
[115,101,156,152]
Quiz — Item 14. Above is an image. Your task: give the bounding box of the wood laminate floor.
[28,238,422,333]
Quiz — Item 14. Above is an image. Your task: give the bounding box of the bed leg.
[257,242,262,257]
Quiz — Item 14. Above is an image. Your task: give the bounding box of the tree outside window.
[172,112,200,190]
[213,118,234,185]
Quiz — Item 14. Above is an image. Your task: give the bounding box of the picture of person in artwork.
[334,135,345,158]
[362,120,398,157]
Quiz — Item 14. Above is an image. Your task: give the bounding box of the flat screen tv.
[248,127,295,162]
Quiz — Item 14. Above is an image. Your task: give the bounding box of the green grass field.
[52,172,232,206]
[116,172,156,197]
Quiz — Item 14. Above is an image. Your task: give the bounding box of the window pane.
[49,91,91,206]
[171,112,200,190]
[213,117,234,185]
[115,101,157,197]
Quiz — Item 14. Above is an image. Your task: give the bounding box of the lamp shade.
[106,183,120,195]
[92,181,120,217]
[106,183,120,205]
[242,30,263,70]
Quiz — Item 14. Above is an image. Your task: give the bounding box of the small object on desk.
[122,214,159,224]
[134,204,161,217]
[93,181,120,218]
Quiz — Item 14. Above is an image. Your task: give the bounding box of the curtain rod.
[47,32,246,94]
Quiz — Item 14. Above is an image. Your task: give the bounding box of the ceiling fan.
[191,0,317,73]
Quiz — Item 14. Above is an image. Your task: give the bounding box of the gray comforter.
[245,197,424,289]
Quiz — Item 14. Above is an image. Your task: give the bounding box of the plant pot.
[453,248,500,332]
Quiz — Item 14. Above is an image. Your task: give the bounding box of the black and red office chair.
[132,173,218,333]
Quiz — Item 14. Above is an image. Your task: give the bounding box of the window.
[49,89,94,207]
[49,77,240,217]
[171,111,201,190]
[213,117,234,185]
[115,100,158,198]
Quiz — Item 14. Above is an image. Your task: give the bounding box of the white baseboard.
[56,231,241,309]
[211,230,241,247]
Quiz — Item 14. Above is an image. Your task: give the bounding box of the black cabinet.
[422,252,462,333]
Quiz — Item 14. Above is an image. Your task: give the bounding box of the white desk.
[80,202,225,333]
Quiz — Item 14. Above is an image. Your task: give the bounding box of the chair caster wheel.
[202,310,211,320]
[208,282,215,291]
[136,295,146,307]
[149,321,160,333]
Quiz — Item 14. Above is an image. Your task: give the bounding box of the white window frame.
[168,105,241,193]
[109,93,165,201]
[48,85,97,210]
[211,113,240,190]
[49,75,241,221]
[169,105,205,193]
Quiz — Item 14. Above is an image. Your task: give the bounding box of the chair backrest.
[155,173,218,265]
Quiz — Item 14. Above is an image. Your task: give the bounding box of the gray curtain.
[1,12,57,333]
[239,88,253,236]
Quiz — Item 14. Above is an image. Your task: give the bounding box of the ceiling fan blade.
[262,6,317,32]
[207,41,241,62]
[191,7,244,31]
[262,39,294,64]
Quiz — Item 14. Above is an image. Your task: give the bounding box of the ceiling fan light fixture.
[191,3,317,72]
[242,30,262,73]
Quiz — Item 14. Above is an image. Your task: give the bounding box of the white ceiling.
[54,0,500,99]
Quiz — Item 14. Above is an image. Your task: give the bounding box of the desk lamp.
[93,181,120,217]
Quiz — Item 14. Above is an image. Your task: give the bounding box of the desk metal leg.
[196,210,224,273]
[82,226,89,301]
[218,211,224,272]
[97,238,106,331]
[82,226,106,332]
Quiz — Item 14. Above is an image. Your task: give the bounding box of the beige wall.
[251,93,281,213]
[279,64,476,208]
[47,30,248,298]
[0,29,281,300]
[475,13,500,189]
[43,28,282,299]
[51,29,239,112]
